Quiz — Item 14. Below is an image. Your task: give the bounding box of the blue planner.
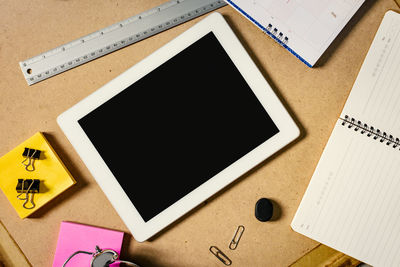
[225,0,365,67]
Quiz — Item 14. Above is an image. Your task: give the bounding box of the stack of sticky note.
[0,132,76,218]
[52,221,125,267]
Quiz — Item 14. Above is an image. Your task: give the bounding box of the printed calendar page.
[225,0,365,66]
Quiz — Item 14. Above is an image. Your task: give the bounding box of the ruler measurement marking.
[20,0,226,85]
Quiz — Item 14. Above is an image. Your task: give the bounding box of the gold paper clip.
[16,179,40,209]
[21,147,41,172]
[229,225,245,250]
[209,246,232,266]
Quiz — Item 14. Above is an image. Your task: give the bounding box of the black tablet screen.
[78,32,279,222]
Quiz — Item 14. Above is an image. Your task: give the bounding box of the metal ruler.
[19,0,227,85]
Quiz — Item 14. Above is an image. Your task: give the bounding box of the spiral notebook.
[291,10,400,266]
[224,0,365,67]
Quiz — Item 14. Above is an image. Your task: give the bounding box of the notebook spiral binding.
[266,23,289,45]
[341,115,400,149]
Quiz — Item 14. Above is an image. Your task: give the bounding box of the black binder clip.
[16,179,40,209]
[22,147,41,171]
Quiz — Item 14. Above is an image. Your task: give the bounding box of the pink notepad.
[53,221,124,267]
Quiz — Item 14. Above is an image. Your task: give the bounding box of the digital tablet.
[57,12,300,242]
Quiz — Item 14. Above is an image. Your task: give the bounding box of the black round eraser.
[255,198,273,222]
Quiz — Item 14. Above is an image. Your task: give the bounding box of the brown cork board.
[0,0,398,266]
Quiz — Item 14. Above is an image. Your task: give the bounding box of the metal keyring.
[63,245,140,267]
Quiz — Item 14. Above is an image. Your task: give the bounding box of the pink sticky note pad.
[53,221,124,267]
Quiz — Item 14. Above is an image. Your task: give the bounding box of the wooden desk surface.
[0,0,398,266]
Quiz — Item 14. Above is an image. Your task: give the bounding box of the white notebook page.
[342,10,400,134]
[225,0,365,66]
[291,11,400,267]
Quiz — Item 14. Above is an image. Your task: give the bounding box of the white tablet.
[57,12,299,242]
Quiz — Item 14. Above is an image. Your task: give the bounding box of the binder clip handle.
[22,194,36,209]
[62,246,141,267]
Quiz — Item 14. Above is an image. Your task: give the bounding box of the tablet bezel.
[57,12,300,242]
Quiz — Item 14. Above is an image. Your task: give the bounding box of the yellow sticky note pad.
[0,132,76,218]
